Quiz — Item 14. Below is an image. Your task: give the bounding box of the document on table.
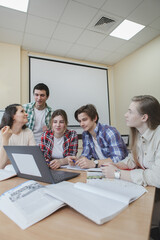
[0,165,16,181]
[61,164,102,172]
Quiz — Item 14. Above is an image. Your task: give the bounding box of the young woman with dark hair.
[0,104,36,169]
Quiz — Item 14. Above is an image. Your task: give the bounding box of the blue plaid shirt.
[81,122,128,163]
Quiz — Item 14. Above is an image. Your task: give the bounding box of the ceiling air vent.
[94,16,116,33]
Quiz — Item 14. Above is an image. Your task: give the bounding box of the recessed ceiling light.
[0,0,29,12]
[110,19,145,40]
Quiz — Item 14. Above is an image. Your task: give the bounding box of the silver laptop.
[4,146,80,184]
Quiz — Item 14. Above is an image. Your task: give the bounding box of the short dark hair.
[75,104,99,123]
[0,104,26,129]
[33,83,49,97]
[50,109,68,128]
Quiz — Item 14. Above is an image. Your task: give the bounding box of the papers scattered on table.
[0,180,65,229]
[0,177,147,228]
[61,164,102,172]
[0,165,16,181]
[46,179,147,225]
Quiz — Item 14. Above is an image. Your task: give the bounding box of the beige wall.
[0,42,21,109]
[112,35,160,134]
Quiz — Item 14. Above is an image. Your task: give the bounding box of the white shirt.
[52,136,64,159]
[92,136,106,160]
[121,125,160,187]
[33,108,46,145]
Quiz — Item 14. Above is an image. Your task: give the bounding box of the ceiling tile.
[102,52,125,65]
[102,0,143,18]
[150,17,160,31]
[45,39,72,56]
[22,33,49,52]
[0,7,27,31]
[115,41,141,54]
[84,48,111,62]
[28,0,68,21]
[25,15,57,38]
[52,23,83,43]
[66,44,93,60]
[98,35,126,51]
[77,30,106,47]
[131,26,160,45]
[128,0,160,25]
[75,0,106,9]
[0,27,23,45]
[60,1,98,28]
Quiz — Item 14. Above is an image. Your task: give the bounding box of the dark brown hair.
[74,104,99,123]
[0,104,27,129]
[33,83,49,97]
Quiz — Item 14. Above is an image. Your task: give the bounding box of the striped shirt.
[81,122,128,163]
[39,129,78,162]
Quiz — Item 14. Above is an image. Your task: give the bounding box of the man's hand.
[76,156,95,169]
[68,156,77,166]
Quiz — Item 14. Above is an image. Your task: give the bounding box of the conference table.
[0,170,155,240]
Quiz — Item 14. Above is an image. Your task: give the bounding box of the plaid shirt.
[39,129,78,162]
[23,102,53,130]
[81,122,128,163]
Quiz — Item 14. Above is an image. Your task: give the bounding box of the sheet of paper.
[0,180,65,229]
[12,153,41,177]
[86,179,148,203]
[60,165,102,172]
[0,169,16,181]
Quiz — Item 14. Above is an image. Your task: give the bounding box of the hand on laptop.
[49,160,61,170]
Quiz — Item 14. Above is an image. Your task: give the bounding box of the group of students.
[0,83,160,188]
[0,83,160,238]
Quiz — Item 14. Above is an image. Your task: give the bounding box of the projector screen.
[29,57,110,132]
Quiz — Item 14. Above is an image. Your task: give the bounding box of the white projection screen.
[29,57,110,133]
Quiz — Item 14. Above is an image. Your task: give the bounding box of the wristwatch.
[114,169,121,179]
[94,160,99,168]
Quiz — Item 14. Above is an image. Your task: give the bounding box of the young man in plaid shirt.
[23,83,53,145]
[69,104,128,169]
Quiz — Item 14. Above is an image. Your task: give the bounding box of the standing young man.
[23,83,53,145]
[69,104,128,169]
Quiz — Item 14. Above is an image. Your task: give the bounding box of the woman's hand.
[101,163,119,179]
[1,126,13,143]
[49,159,61,169]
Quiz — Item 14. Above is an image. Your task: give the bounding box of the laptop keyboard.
[50,170,79,183]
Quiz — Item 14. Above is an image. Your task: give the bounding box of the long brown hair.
[50,109,68,130]
[130,95,160,166]
[0,104,27,130]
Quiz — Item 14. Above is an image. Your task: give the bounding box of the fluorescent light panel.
[0,0,29,12]
[110,20,145,40]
